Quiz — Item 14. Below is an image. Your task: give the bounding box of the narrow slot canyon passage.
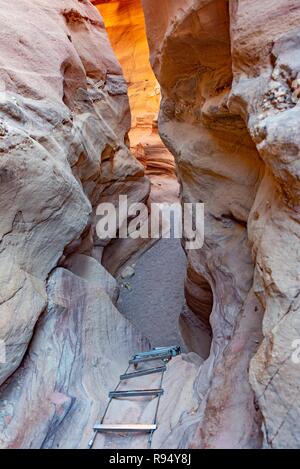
[1,0,299,451]
[96,0,211,353]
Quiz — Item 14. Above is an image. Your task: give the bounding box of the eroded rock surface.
[142,0,300,448]
[2,0,300,450]
[96,0,179,200]
[0,0,198,450]
[0,0,143,385]
[229,0,300,449]
[0,267,149,449]
[96,0,183,281]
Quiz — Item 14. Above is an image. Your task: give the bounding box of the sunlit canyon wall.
[96,0,177,188]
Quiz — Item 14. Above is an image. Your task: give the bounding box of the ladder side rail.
[148,368,165,448]
[88,364,130,449]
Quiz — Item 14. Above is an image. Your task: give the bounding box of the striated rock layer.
[0,0,150,446]
[0,264,149,448]
[230,0,300,449]
[142,0,300,448]
[95,0,159,130]
[0,0,201,450]
[96,0,178,185]
[1,0,299,450]
[96,0,181,277]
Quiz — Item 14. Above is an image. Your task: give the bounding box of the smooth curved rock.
[0,0,143,385]
[0,268,149,449]
[143,0,300,449]
[62,253,119,302]
[229,0,300,449]
[142,0,264,448]
[96,0,179,194]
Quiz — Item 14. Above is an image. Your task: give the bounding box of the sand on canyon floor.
[117,235,187,351]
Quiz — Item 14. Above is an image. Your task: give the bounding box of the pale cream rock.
[0,0,143,385]
[142,0,300,449]
[0,268,149,449]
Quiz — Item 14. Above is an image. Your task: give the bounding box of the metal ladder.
[88,345,181,449]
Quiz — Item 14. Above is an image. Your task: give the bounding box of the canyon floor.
[117,236,187,350]
[117,174,187,350]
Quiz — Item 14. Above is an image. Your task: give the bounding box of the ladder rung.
[133,351,170,359]
[120,365,166,380]
[132,346,180,360]
[109,389,164,398]
[93,424,157,432]
[129,354,171,365]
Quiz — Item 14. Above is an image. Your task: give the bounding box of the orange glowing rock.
[96,0,160,130]
[96,0,177,186]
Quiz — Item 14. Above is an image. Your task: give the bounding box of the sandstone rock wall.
[0,0,200,449]
[95,0,181,277]
[142,0,300,448]
[95,0,160,130]
[1,0,299,449]
[0,0,154,448]
[96,0,177,182]
[0,0,143,388]
[229,0,300,449]
[0,262,149,448]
